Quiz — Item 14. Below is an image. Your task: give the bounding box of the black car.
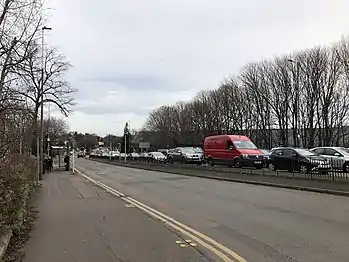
[268,147,331,174]
[260,149,271,167]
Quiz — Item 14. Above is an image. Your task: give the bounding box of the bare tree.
[142,37,349,149]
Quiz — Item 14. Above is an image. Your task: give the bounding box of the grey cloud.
[81,73,179,91]
[75,104,151,116]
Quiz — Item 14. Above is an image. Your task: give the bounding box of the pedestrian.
[64,154,70,171]
[48,156,53,172]
[43,157,47,174]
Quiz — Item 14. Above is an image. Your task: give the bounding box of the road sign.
[139,142,150,149]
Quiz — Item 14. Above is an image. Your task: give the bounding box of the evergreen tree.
[120,122,130,153]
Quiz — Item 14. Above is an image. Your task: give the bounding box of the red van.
[204,135,264,168]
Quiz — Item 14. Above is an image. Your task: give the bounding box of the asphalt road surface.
[76,158,349,262]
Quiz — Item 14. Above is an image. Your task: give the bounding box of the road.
[76,158,349,262]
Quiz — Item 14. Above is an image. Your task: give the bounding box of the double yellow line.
[75,168,247,262]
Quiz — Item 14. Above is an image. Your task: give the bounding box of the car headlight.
[241,154,249,159]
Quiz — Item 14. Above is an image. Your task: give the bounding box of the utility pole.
[296,62,300,147]
[47,102,50,157]
[124,130,127,163]
[39,26,52,180]
[19,112,23,154]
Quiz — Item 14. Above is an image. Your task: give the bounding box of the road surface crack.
[98,231,124,261]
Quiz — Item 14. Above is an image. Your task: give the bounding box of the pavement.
[23,170,210,262]
[76,158,349,262]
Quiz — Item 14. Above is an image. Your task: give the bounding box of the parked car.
[129,152,140,160]
[268,147,331,174]
[139,152,148,161]
[119,153,127,159]
[311,147,349,173]
[260,149,271,167]
[77,151,85,158]
[167,147,202,165]
[109,151,120,158]
[147,152,167,163]
[204,135,264,168]
[157,149,169,156]
[192,147,205,163]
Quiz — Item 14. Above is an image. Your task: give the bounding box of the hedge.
[0,154,37,236]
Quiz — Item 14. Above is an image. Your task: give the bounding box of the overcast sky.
[46,0,349,136]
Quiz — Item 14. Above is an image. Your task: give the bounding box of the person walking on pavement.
[64,154,70,171]
[48,156,53,172]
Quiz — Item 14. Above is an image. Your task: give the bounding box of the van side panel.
[205,135,233,165]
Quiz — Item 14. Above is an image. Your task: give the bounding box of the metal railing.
[87,155,349,183]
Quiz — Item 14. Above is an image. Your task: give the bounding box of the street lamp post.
[39,26,52,180]
[47,136,50,157]
[287,59,300,148]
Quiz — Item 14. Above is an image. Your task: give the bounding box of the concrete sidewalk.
[23,171,208,262]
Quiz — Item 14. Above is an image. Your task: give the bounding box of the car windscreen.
[339,147,349,154]
[151,152,164,156]
[294,148,316,156]
[260,149,270,154]
[181,148,195,153]
[233,140,257,149]
[193,148,203,153]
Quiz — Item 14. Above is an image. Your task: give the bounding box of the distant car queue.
[87,134,349,174]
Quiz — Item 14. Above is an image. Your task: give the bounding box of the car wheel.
[181,157,186,164]
[234,160,240,168]
[299,164,309,174]
[168,157,174,164]
[343,162,349,173]
[207,158,214,166]
[268,163,275,172]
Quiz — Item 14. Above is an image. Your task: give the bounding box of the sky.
[45,0,349,136]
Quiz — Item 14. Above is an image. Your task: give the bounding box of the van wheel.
[207,158,214,166]
[234,160,240,168]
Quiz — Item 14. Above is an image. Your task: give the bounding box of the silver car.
[311,147,349,172]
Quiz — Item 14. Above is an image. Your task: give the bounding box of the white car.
[110,151,120,158]
[119,153,127,159]
[147,152,167,162]
[129,152,140,159]
[311,147,349,172]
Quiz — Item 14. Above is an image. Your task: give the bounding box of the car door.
[173,148,182,162]
[282,149,297,170]
[270,149,283,169]
[324,148,343,169]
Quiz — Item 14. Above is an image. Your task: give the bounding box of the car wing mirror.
[229,146,234,150]
[334,153,341,157]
